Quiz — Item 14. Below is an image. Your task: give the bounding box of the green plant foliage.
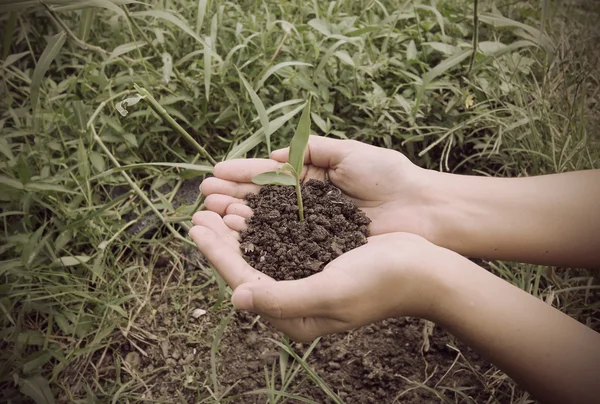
[0,0,597,402]
[253,99,312,222]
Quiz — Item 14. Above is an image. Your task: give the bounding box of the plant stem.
[467,0,479,76]
[89,126,195,246]
[134,84,217,165]
[296,178,305,222]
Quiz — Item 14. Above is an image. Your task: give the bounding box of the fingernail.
[232,288,253,310]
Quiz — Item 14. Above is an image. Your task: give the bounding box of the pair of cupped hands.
[190,136,455,341]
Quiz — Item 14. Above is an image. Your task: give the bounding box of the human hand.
[200,136,438,238]
[189,210,451,342]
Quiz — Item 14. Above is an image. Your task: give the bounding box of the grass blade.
[204,36,212,101]
[227,101,306,160]
[30,32,67,111]
[77,8,95,42]
[130,10,220,60]
[2,11,17,60]
[270,338,342,404]
[17,374,55,404]
[289,98,311,175]
[105,41,146,63]
[89,162,213,180]
[479,12,553,52]
[195,0,207,35]
[256,61,312,90]
[423,48,472,85]
[239,72,271,153]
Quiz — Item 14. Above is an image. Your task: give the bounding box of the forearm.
[424,170,600,268]
[428,254,600,404]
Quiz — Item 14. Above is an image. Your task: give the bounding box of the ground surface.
[103,260,509,404]
[1,0,599,403]
[240,180,370,281]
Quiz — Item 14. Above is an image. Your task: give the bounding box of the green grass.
[0,0,598,402]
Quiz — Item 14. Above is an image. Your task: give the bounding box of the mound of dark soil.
[240,179,370,281]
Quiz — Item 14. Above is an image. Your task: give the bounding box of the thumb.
[231,272,337,319]
[271,135,350,168]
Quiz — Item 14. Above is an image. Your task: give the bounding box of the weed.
[0,0,597,402]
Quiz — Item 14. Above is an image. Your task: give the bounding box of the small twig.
[134,84,217,165]
[467,0,479,76]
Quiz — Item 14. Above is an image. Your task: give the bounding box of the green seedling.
[252,99,311,222]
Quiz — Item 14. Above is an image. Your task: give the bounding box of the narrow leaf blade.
[289,99,312,175]
[239,72,270,153]
[204,36,212,101]
[31,32,67,111]
[252,172,295,186]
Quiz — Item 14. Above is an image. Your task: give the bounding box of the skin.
[190,136,600,404]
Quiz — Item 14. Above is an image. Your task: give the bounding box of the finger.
[200,177,260,198]
[212,159,284,183]
[224,214,248,232]
[204,194,246,216]
[191,211,239,244]
[225,203,252,218]
[271,135,353,168]
[231,270,340,319]
[188,225,264,287]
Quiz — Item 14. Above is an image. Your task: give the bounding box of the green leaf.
[77,139,89,179]
[54,256,92,267]
[195,0,208,35]
[289,99,311,175]
[315,40,360,78]
[423,49,473,85]
[479,13,553,52]
[345,25,382,37]
[256,61,312,90]
[23,350,53,375]
[89,151,106,173]
[406,40,417,61]
[0,175,24,190]
[53,0,128,17]
[30,32,67,111]
[310,112,328,134]
[204,36,212,101]
[105,41,146,63]
[17,154,31,184]
[308,18,332,36]
[77,8,95,42]
[333,50,354,67]
[72,100,87,132]
[90,162,213,180]
[227,102,306,160]
[3,51,30,68]
[18,374,55,404]
[252,171,295,186]
[25,182,75,193]
[2,12,17,60]
[423,41,457,55]
[239,72,270,154]
[131,10,220,60]
[278,162,296,175]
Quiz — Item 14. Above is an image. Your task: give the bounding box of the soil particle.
[240,179,371,280]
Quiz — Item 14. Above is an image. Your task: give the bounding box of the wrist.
[418,247,474,324]
[417,169,475,255]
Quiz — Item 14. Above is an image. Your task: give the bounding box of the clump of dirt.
[240,179,371,281]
